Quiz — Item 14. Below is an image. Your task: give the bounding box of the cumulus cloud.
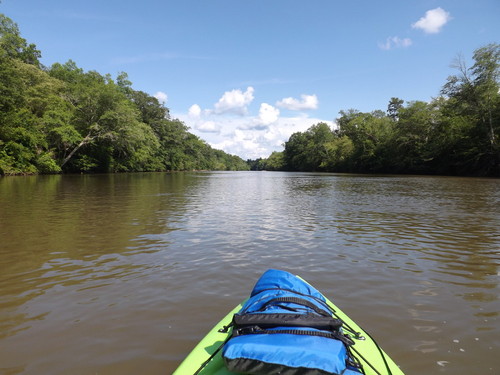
[412,7,451,34]
[276,94,318,111]
[240,103,281,131]
[211,129,268,159]
[227,116,334,159]
[378,36,413,50]
[175,89,331,159]
[195,120,220,133]
[257,103,280,126]
[214,87,255,115]
[176,109,333,160]
[154,91,168,104]
[188,104,202,118]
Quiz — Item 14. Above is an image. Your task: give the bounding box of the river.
[0,172,499,374]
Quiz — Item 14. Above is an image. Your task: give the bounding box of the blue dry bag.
[222,269,363,375]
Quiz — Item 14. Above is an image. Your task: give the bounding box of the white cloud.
[175,89,332,160]
[412,7,451,34]
[378,36,413,50]
[257,103,280,126]
[211,129,267,159]
[154,91,168,104]
[214,87,255,115]
[229,116,334,159]
[195,120,220,133]
[188,104,201,118]
[176,109,333,160]
[276,94,318,111]
[240,103,280,131]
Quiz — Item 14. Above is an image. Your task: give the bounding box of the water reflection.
[0,172,499,374]
[0,174,203,345]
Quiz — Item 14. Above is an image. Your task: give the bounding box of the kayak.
[173,270,405,375]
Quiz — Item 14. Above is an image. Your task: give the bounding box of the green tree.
[471,44,499,152]
[323,135,354,172]
[388,101,441,173]
[0,57,63,174]
[336,110,393,172]
[283,131,309,171]
[0,14,41,66]
[0,12,249,175]
[129,89,170,126]
[263,151,285,170]
[47,63,158,171]
[441,43,500,175]
[387,97,404,121]
[283,123,336,171]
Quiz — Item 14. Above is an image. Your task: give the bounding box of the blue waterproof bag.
[222,269,362,375]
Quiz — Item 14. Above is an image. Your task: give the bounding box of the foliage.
[0,14,41,66]
[0,14,248,175]
[1,12,498,176]
[247,151,285,171]
[264,43,499,177]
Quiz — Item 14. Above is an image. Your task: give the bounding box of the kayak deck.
[173,278,404,375]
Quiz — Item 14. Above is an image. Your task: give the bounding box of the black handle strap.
[233,313,343,330]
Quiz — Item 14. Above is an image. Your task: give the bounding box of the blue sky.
[2,0,499,159]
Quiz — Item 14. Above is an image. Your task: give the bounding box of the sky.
[2,0,499,160]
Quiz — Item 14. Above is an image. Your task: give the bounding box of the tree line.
[2,12,498,177]
[0,13,249,175]
[251,44,500,177]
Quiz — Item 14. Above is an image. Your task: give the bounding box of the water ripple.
[1,172,499,374]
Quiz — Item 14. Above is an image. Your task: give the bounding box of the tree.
[47,62,162,171]
[389,101,440,172]
[323,136,354,172]
[129,89,170,130]
[283,123,336,171]
[0,13,249,175]
[263,151,285,171]
[0,57,63,174]
[471,44,500,150]
[336,110,394,172]
[387,97,404,121]
[0,14,41,66]
[441,43,500,175]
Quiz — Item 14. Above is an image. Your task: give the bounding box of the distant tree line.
[0,13,248,175]
[250,44,500,177]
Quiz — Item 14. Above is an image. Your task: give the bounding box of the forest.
[1,12,499,177]
[253,43,500,177]
[0,13,249,175]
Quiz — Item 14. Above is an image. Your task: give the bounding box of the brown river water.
[0,172,499,374]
